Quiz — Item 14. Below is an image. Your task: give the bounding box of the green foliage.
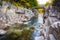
[0,1,2,5]
[1,24,34,40]
[5,0,38,9]
[29,0,38,7]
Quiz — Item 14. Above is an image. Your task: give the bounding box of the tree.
[5,0,38,9]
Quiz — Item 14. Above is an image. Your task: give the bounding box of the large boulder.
[49,22,60,40]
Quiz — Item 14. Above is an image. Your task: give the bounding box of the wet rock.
[35,36,44,40]
[0,29,6,35]
[49,34,56,40]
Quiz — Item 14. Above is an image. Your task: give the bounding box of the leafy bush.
[1,24,35,40]
[0,1,2,5]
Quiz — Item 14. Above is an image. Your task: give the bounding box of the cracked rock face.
[49,22,60,40]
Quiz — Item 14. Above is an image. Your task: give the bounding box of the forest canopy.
[4,0,38,9]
